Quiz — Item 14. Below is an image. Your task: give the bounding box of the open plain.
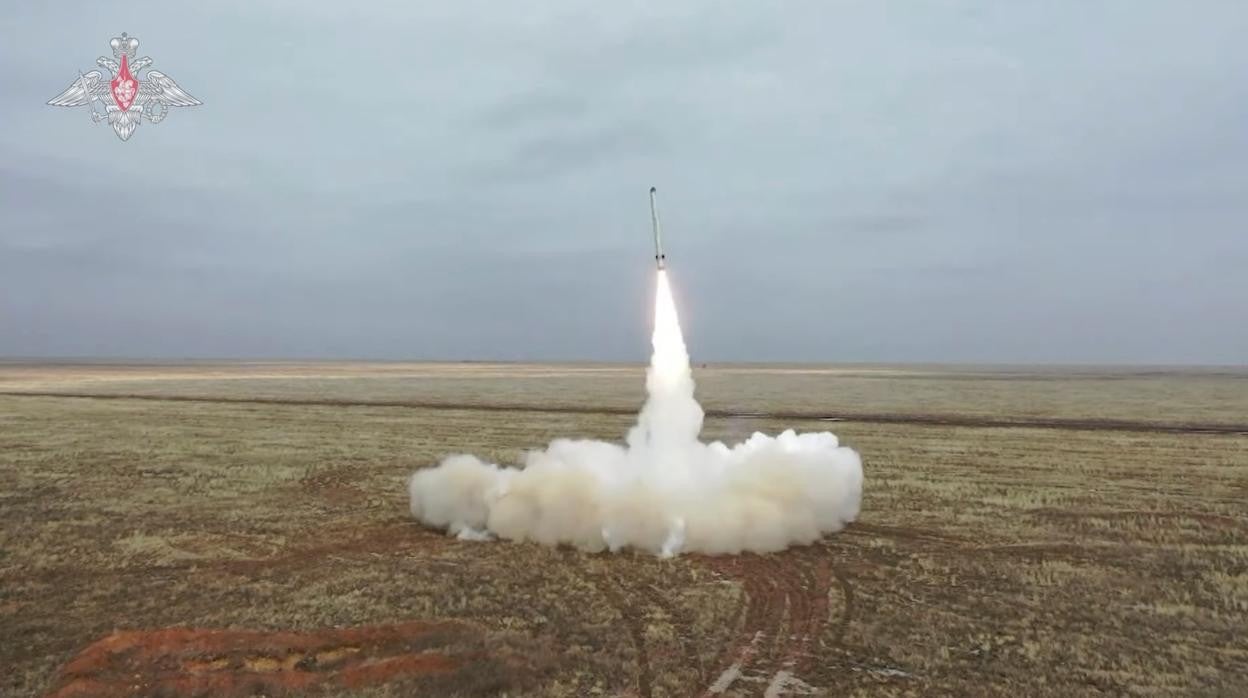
[1,362,1246,696]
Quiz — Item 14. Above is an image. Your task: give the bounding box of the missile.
[649,186,666,270]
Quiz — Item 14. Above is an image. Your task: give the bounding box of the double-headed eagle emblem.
[48,33,201,141]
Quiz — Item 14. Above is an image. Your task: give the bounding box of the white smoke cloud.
[408,271,863,556]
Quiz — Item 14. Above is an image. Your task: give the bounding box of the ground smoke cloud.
[408,271,863,556]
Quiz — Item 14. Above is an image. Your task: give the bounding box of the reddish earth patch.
[47,620,528,697]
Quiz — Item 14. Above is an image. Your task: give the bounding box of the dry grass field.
[1,362,1245,696]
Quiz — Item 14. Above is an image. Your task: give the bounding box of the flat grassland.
[1,362,1245,696]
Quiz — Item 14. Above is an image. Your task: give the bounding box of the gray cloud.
[1,1,1246,363]
[478,121,668,182]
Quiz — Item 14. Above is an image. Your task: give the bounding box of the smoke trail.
[408,271,863,556]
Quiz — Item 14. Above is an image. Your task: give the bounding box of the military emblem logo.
[48,33,201,141]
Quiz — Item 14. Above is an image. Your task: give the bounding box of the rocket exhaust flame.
[407,200,863,557]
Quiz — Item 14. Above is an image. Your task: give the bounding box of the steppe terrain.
[1,362,1245,696]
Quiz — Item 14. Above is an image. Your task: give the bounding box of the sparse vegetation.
[1,363,1245,696]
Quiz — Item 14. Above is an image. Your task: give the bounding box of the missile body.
[649,186,666,269]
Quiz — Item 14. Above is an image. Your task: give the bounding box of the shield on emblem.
[110,54,138,111]
[47,32,201,141]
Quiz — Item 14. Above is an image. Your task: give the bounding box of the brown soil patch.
[300,466,368,505]
[46,620,525,697]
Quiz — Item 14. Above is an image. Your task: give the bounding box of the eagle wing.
[47,70,110,107]
[137,71,201,107]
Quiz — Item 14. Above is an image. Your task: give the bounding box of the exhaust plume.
[408,271,863,556]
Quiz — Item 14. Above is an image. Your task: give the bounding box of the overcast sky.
[2,2,1246,363]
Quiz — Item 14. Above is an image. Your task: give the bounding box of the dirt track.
[4,390,1246,435]
[36,520,861,697]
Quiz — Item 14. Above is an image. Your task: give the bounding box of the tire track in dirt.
[842,522,969,548]
[698,545,852,696]
[6,391,1246,435]
[828,563,855,650]
[5,520,455,586]
[788,547,833,675]
[703,555,788,695]
[220,520,457,576]
[1033,508,1248,533]
[576,556,713,696]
